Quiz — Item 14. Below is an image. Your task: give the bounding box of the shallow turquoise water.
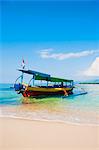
[0,84,99,125]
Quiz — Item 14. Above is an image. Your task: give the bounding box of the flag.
[21,59,25,69]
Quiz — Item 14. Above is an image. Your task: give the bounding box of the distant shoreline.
[80,83,99,84]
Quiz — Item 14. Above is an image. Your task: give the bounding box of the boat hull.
[22,86,73,98]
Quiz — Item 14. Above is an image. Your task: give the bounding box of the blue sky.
[0,0,99,83]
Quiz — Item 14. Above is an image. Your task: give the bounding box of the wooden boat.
[14,69,74,98]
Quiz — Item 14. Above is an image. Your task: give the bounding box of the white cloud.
[40,49,99,60]
[84,57,99,76]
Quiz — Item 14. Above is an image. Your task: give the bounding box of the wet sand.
[0,117,99,150]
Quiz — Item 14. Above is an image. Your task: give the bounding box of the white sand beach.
[0,117,98,150]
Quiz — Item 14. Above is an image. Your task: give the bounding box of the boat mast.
[21,72,23,84]
[33,75,35,86]
[47,80,48,87]
[21,59,25,84]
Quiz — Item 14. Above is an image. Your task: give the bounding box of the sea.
[0,83,99,125]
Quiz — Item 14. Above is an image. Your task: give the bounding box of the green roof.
[35,75,73,82]
[18,69,73,83]
[49,77,73,82]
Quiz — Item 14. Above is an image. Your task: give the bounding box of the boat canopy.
[35,76,73,83]
[18,69,50,78]
[18,69,73,83]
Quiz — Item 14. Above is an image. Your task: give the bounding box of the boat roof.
[18,69,73,82]
[35,76,73,82]
[18,69,50,78]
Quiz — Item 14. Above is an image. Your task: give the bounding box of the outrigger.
[14,69,74,98]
